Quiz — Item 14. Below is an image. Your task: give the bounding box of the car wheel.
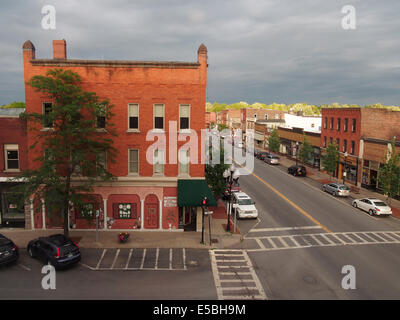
[352,202,358,208]
[368,209,374,216]
[322,186,326,192]
[334,191,338,197]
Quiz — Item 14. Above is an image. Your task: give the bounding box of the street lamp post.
[295,142,299,165]
[223,164,239,232]
[343,151,348,185]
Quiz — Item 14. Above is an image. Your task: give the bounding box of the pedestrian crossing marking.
[245,230,400,252]
[210,249,267,300]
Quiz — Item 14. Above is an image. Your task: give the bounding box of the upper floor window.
[336,138,340,148]
[344,118,348,132]
[154,104,164,130]
[351,119,356,132]
[179,104,190,130]
[343,139,347,153]
[337,118,341,131]
[153,149,164,174]
[129,149,139,174]
[4,144,19,171]
[96,151,107,170]
[178,149,190,175]
[96,104,106,129]
[351,141,355,155]
[330,117,334,130]
[43,102,53,128]
[324,117,327,129]
[128,103,139,130]
[323,136,327,148]
[330,137,333,145]
[265,114,269,120]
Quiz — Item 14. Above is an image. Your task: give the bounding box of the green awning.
[178,179,217,207]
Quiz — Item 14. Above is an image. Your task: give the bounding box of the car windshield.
[238,199,254,205]
[373,201,388,207]
[339,186,350,190]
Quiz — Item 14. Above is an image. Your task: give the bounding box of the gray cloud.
[0,0,399,105]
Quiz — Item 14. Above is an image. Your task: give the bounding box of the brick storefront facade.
[23,39,208,231]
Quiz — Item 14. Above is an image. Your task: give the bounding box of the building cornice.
[30,59,200,69]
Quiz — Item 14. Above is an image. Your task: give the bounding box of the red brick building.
[22,39,213,231]
[0,108,27,227]
[321,108,361,185]
[205,112,216,128]
[321,107,400,190]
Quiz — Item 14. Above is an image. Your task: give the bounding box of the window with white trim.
[154,104,164,130]
[4,144,19,171]
[179,104,190,130]
[153,149,164,174]
[96,104,106,129]
[43,102,53,128]
[178,149,190,175]
[128,103,139,130]
[129,149,139,174]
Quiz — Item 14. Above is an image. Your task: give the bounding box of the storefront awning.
[178,179,217,207]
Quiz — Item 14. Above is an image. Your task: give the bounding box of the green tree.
[377,140,400,204]
[14,68,118,236]
[217,123,229,131]
[298,133,313,164]
[322,143,339,179]
[205,143,229,199]
[267,128,280,153]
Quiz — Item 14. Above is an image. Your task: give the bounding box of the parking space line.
[140,249,146,269]
[96,249,107,270]
[320,234,335,245]
[18,263,31,271]
[169,249,172,270]
[249,226,322,233]
[310,235,325,246]
[266,237,277,248]
[110,249,120,269]
[288,235,301,247]
[385,232,400,241]
[125,249,133,269]
[183,248,187,270]
[155,248,159,270]
[370,232,389,242]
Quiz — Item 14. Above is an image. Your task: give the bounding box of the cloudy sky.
[1,0,399,106]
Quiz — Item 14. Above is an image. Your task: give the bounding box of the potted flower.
[118,232,130,243]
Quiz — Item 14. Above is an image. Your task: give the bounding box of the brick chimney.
[53,40,67,59]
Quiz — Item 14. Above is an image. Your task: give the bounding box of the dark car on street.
[28,234,81,269]
[0,234,19,267]
[288,165,307,177]
[257,151,269,161]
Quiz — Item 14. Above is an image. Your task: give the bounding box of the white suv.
[232,192,258,219]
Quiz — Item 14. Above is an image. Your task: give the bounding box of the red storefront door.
[144,194,159,229]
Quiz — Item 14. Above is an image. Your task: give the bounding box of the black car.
[28,234,81,269]
[288,165,307,177]
[0,234,19,267]
[257,151,269,161]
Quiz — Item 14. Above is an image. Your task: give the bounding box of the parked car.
[28,234,81,269]
[223,180,241,200]
[352,198,392,216]
[264,154,280,165]
[288,165,307,177]
[0,234,19,267]
[322,183,350,197]
[232,192,258,219]
[257,151,269,161]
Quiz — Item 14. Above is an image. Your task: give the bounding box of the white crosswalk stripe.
[245,230,400,252]
[87,248,188,271]
[210,249,267,300]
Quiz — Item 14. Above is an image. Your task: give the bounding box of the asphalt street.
[233,153,400,299]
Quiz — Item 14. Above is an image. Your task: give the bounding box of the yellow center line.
[240,164,332,233]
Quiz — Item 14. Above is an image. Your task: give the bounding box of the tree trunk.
[63,175,71,237]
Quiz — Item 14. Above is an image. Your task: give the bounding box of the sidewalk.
[269,151,400,219]
[0,200,242,249]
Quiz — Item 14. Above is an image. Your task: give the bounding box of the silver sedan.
[322,183,350,197]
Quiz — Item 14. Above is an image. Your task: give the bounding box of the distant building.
[0,108,27,227]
